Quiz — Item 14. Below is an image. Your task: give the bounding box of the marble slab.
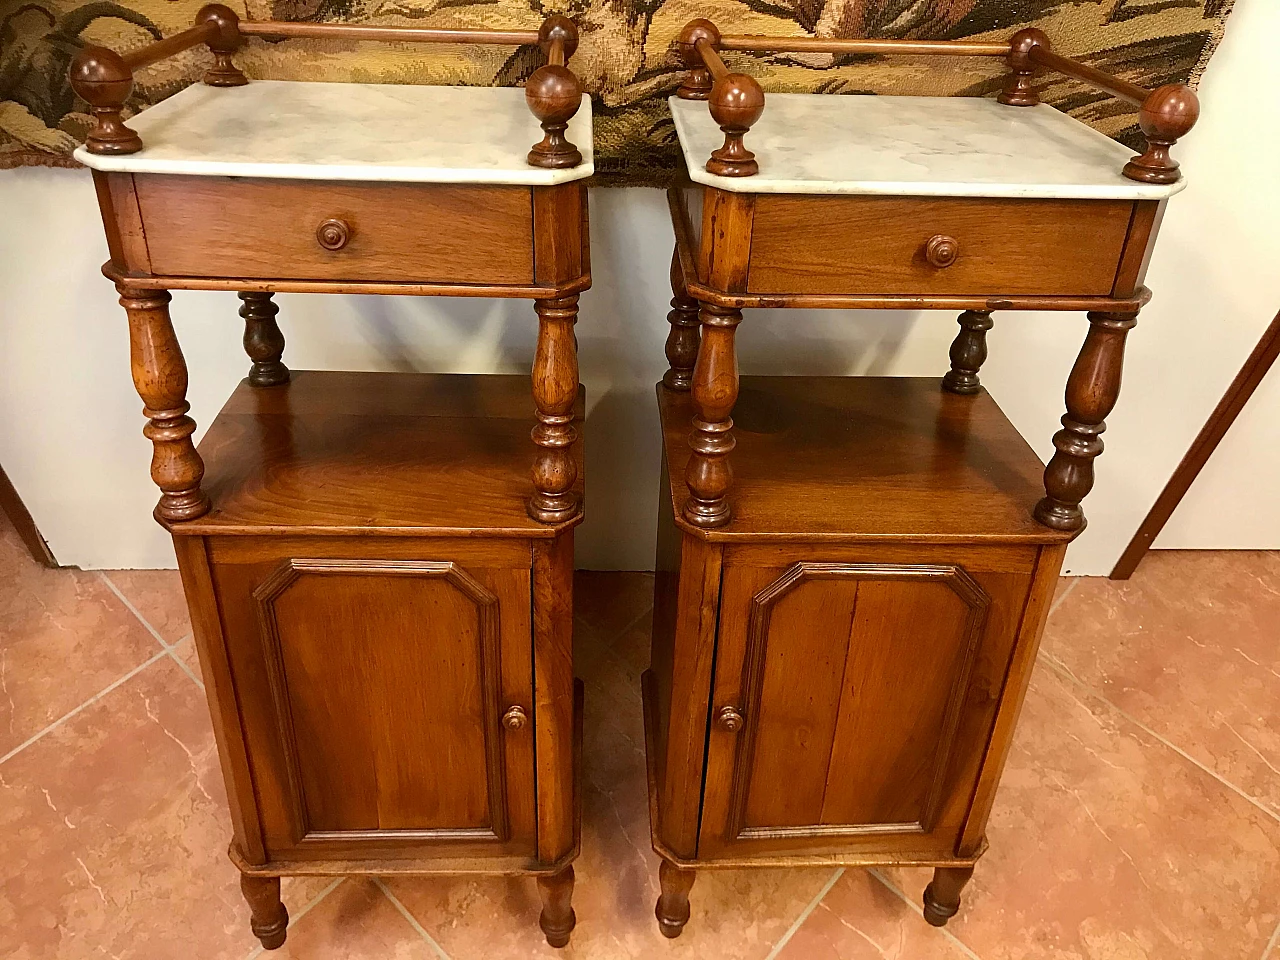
[671,93,1184,200]
[75,80,593,184]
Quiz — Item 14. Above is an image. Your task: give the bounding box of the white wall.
[2,0,1276,574]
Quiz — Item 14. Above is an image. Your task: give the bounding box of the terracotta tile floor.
[3,512,1279,959]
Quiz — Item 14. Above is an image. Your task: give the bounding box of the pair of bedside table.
[70,8,1196,950]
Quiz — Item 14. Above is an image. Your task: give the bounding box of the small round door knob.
[316,218,351,251]
[502,705,528,730]
[717,705,744,732]
[925,234,960,268]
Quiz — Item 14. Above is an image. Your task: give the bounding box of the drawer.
[746,195,1135,297]
[133,175,534,285]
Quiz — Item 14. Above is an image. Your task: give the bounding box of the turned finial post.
[663,247,701,391]
[526,16,583,169]
[998,28,1048,106]
[942,310,994,395]
[707,67,765,178]
[69,47,142,155]
[197,4,248,86]
[675,20,719,100]
[1122,83,1199,184]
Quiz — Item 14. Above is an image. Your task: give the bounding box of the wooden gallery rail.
[68,4,585,168]
[674,20,1199,184]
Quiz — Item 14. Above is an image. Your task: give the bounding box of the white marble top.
[75,80,593,184]
[671,93,1183,200]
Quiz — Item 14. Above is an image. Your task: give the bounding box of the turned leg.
[663,246,700,391]
[923,866,974,927]
[1034,310,1138,531]
[118,285,210,522]
[655,860,696,939]
[537,865,576,948]
[942,310,993,395]
[683,303,741,528]
[529,295,581,523]
[240,874,288,949]
[239,292,289,387]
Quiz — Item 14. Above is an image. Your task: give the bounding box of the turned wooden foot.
[537,865,576,948]
[942,310,993,395]
[922,866,974,927]
[655,860,696,939]
[240,874,288,950]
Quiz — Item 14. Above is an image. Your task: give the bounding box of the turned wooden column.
[529,294,581,523]
[655,860,697,939]
[536,865,576,948]
[942,310,994,395]
[663,247,700,391]
[118,285,210,522]
[922,866,974,927]
[238,292,290,387]
[684,302,741,528]
[240,874,288,949]
[1034,310,1138,531]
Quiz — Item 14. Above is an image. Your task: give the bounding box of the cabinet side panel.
[173,536,265,863]
[959,544,1067,855]
[534,532,576,863]
[649,457,682,801]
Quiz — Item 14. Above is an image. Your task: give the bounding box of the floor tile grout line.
[1046,576,1079,618]
[763,867,844,960]
[374,877,452,959]
[98,571,175,651]
[867,868,983,960]
[1261,917,1280,960]
[0,648,169,766]
[167,643,204,691]
[1037,651,1280,825]
[243,876,346,960]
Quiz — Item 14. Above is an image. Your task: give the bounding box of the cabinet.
[647,18,1197,936]
[71,11,591,949]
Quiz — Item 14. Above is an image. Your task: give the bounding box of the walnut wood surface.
[530,297,582,522]
[663,246,701,391]
[659,377,1072,544]
[179,372,584,538]
[132,177,535,285]
[747,196,1134,297]
[942,310,994,395]
[240,874,288,949]
[923,866,975,926]
[537,866,576,947]
[655,860,696,938]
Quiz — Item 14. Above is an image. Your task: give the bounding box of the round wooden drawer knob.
[316,218,351,251]
[502,705,528,730]
[717,705,744,732]
[925,234,960,268]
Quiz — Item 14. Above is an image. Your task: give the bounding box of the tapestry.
[0,0,1236,185]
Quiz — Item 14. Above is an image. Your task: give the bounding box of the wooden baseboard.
[0,463,56,567]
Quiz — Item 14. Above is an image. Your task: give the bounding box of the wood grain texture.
[179,371,584,538]
[0,462,55,567]
[533,531,577,863]
[533,183,587,285]
[747,196,1134,297]
[659,376,1073,543]
[133,176,534,285]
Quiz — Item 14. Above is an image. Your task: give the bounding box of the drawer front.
[205,538,539,862]
[134,175,534,284]
[747,195,1134,297]
[698,547,1036,860]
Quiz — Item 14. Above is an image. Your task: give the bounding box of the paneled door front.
[209,541,538,862]
[698,558,1007,860]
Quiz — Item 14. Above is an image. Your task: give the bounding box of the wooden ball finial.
[196,3,248,86]
[1123,83,1199,184]
[69,46,143,155]
[526,64,583,169]
[538,14,578,60]
[706,72,764,177]
[675,19,720,100]
[998,27,1049,106]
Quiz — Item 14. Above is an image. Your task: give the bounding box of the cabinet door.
[209,539,536,861]
[699,556,1029,860]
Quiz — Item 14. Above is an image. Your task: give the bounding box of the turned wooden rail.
[69,4,584,169]
[674,19,1199,184]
